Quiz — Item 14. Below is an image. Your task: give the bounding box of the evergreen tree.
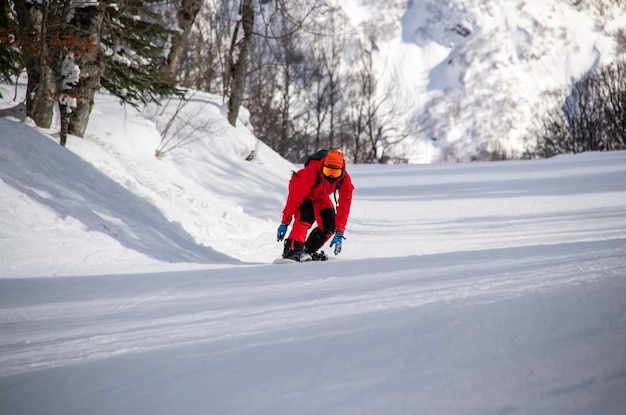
[6,0,182,143]
[0,0,22,94]
[100,0,181,109]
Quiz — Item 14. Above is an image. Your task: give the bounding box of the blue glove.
[329,232,344,255]
[277,223,288,242]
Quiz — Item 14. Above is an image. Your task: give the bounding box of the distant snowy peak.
[402,0,620,70]
[340,0,625,162]
[333,0,406,45]
[401,0,475,46]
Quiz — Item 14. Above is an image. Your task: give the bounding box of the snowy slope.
[1,242,625,415]
[2,78,626,414]
[1,80,296,276]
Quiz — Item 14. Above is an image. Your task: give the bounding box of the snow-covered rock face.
[401,0,478,47]
[356,0,626,162]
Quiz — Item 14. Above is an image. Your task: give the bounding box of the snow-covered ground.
[1,79,626,414]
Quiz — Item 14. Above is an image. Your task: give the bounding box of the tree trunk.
[14,0,56,128]
[67,4,106,138]
[227,0,254,127]
[59,102,69,146]
[53,0,72,146]
[26,62,56,128]
[163,0,202,76]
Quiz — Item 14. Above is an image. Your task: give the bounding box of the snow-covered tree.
[8,0,182,144]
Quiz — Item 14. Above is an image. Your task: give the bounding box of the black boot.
[304,228,331,261]
[283,239,311,262]
[310,251,328,261]
[304,228,329,252]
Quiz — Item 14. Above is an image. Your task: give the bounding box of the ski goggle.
[322,165,342,178]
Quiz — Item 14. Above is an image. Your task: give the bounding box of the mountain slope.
[342,0,626,162]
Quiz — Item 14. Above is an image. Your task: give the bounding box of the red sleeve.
[281,163,319,224]
[334,172,354,233]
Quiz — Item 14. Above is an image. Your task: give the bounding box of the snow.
[3,0,626,410]
[2,72,626,414]
[61,52,80,90]
[340,0,626,162]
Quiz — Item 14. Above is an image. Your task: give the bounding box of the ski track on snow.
[1,238,624,378]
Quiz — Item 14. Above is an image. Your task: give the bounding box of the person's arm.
[334,172,354,233]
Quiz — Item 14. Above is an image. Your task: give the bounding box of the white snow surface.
[2,84,626,413]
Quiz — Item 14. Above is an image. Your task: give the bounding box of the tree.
[245,24,286,153]
[225,0,254,127]
[50,0,75,147]
[225,0,324,130]
[176,0,236,93]
[162,0,202,76]
[13,0,56,129]
[8,0,182,145]
[0,0,22,94]
[244,1,354,161]
[244,0,315,159]
[532,60,626,157]
[597,61,626,150]
[99,0,181,109]
[346,50,415,163]
[66,3,106,138]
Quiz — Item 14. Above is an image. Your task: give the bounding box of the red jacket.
[281,157,354,233]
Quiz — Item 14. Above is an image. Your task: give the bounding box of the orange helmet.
[322,150,344,179]
[324,150,344,169]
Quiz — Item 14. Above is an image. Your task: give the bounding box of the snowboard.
[273,251,329,264]
[272,258,301,264]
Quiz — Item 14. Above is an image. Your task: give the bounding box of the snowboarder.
[277,149,355,261]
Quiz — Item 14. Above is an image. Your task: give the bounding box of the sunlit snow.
[1,1,626,413]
